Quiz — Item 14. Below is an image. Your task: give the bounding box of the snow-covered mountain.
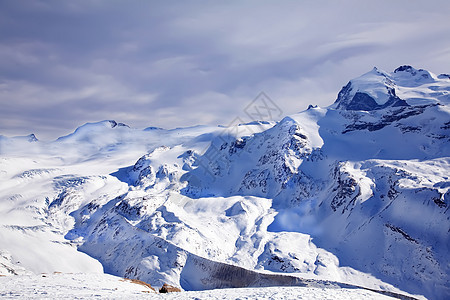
[0,66,448,299]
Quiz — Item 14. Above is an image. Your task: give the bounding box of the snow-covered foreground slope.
[0,273,401,300]
[0,273,156,299]
[0,66,449,299]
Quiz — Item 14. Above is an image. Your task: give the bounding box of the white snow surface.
[0,273,156,299]
[1,66,449,300]
[0,273,398,300]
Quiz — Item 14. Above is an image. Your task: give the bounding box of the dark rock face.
[27,134,38,142]
[346,92,408,111]
[335,82,408,111]
[334,82,352,109]
[394,65,430,78]
[345,92,380,110]
[115,198,144,220]
[329,164,359,212]
[342,104,434,134]
[394,65,415,73]
[159,283,181,293]
[180,255,416,300]
[107,120,129,128]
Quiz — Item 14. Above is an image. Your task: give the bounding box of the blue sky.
[1,0,450,140]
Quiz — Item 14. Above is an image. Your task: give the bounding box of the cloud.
[0,0,449,139]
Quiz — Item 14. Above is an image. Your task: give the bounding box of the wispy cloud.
[1,0,449,139]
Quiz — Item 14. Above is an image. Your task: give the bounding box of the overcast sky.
[1,0,449,140]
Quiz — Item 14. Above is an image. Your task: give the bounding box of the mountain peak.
[331,65,449,111]
[332,67,407,111]
[106,120,129,128]
[391,65,436,87]
[56,120,130,141]
[369,66,390,77]
[27,134,38,142]
[393,65,415,73]
[393,65,431,77]
[0,133,39,142]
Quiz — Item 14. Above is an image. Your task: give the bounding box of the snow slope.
[0,273,157,299]
[0,273,400,300]
[0,66,449,299]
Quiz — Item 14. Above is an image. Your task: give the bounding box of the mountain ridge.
[0,66,448,299]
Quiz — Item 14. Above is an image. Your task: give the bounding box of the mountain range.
[0,65,449,299]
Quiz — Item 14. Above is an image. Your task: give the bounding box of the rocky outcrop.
[159,283,181,293]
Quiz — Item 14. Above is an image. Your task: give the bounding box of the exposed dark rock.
[394,65,415,74]
[330,164,359,212]
[345,92,380,111]
[180,255,417,300]
[335,82,408,111]
[441,121,450,130]
[385,224,418,244]
[345,91,407,111]
[115,199,143,220]
[144,126,164,131]
[397,125,421,133]
[159,283,181,293]
[342,105,434,134]
[27,134,38,142]
[107,120,129,128]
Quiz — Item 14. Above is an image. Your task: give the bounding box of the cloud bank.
[1,0,449,139]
